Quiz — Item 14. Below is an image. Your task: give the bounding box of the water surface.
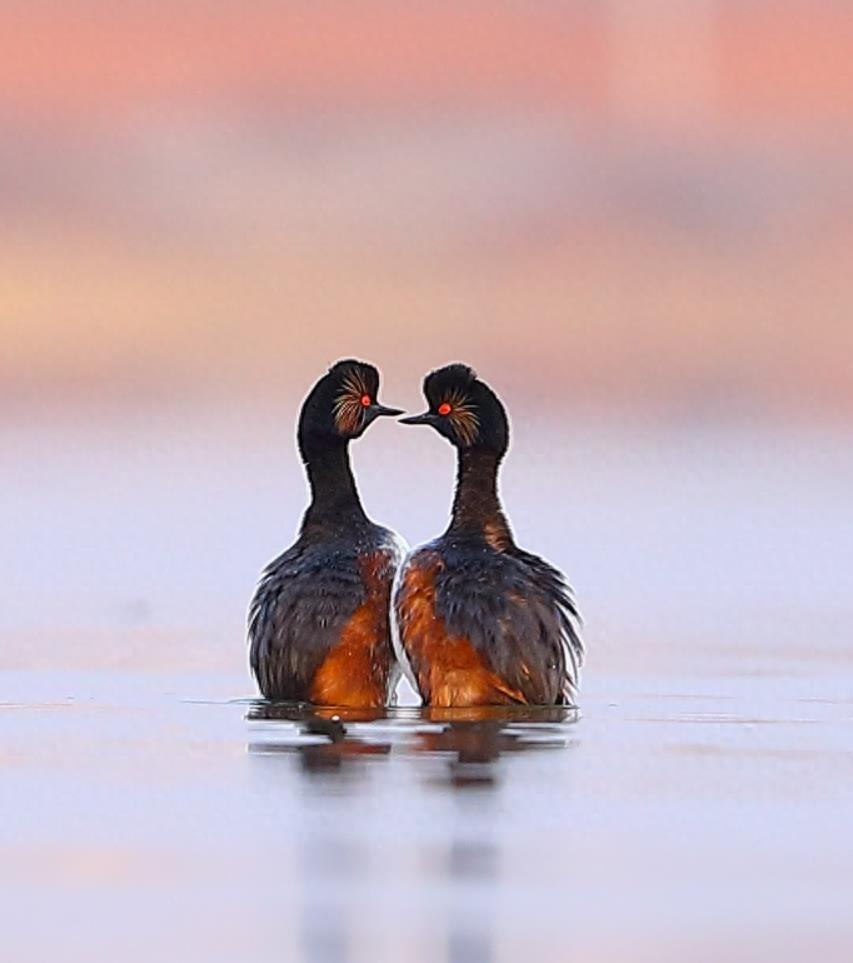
[2,411,852,962]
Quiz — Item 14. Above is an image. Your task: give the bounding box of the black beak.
[399,411,436,426]
[370,403,404,418]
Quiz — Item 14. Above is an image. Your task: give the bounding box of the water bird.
[393,363,583,707]
[248,360,406,707]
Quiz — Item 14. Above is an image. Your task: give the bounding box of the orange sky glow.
[2,2,852,418]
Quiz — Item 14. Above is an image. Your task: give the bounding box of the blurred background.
[2,0,852,415]
[3,4,853,961]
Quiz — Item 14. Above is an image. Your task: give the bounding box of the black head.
[400,363,509,455]
[297,359,402,453]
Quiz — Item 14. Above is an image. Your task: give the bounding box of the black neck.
[300,437,369,531]
[446,447,513,547]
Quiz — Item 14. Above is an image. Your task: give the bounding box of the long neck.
[447,447,513,548]
[300,438,369,531]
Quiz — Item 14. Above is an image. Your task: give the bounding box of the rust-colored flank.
[396,553,527,708]
[309,549,396,708]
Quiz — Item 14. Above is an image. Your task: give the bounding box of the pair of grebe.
[248,360,582,709]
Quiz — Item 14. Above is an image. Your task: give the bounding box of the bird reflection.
[246,702,391,774]
[409,706,578,961]
[247,702,576,781]
[412,705,577,789]
[245,701,578,963]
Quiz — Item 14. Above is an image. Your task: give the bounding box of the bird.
[392,363,583,708]
[248,359,407,707]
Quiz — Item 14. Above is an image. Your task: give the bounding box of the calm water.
[2,408,853,962]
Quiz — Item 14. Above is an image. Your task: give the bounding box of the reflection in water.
[246,703,576,781]
[298,835,364,963]
[447,837,496,963]
[247,702,391,774]
[409,708,577,962]
[413,706,577,789]
[246,703,579,962]
[247,703,391,962]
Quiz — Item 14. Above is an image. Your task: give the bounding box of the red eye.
[360,394,371,407]
[438,402,451,416]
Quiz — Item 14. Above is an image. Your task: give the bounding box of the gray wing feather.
[248,543,366,701]
[434,548,583,705]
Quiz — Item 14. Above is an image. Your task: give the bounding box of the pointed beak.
[399,411,436,426]
[370,403,404,418]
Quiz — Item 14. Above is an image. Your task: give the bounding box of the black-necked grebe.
[249,360,406,707]
[393,363,582,707]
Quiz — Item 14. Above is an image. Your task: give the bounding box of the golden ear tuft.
[333,368,371,435]
[445,388,479,445]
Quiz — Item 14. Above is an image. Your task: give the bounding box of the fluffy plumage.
[248,360,405,707]
[394,363,583,707]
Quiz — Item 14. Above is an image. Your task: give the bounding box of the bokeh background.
[3,5,853,962]
[3,0,852,415]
